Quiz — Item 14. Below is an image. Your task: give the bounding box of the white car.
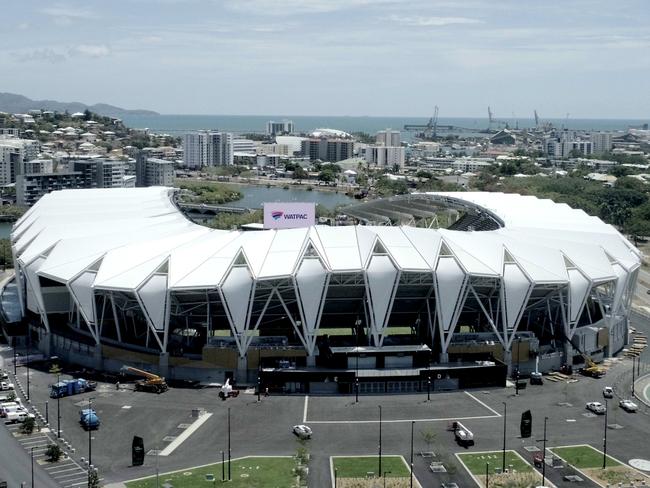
[586,402,606,415]
[6,410,35,424]
[602,386,614,398]
[0,381,15,391]
[292,424,312,439]
[619,399,638,412]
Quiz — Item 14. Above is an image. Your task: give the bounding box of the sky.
[3,0,650,118]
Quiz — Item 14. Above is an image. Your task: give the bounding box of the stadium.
[7,187,641,392]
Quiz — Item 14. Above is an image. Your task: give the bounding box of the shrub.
[21,417,35,434]
[46,444,62,462]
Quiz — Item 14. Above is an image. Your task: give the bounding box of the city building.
[182,131,234,168]
[0,128,21,137]
[232,138,256,154]
[365,146,406,168]
[72,159,127,188]
[256,143,291,156]
[375,129,400,147]
[136,158,174,187]
[0,137,39,185]
[590,132,613,154]
[11,189,639,388]
[266,119,294,136]
[301,138,354,162]
[545,138,593,158]
[15,170,85,206]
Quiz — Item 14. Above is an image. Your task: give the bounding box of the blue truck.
[50,379,97,399]
[79,408,100,430]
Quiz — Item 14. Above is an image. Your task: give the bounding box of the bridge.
[179,203,249,216]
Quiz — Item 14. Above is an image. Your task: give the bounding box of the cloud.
[13,48,67,64]
[70,44,111,57]
[40,4,96,25]
[227,0,397,15]
[387,15,483,27]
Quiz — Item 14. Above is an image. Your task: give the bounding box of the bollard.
[80,457,85,463]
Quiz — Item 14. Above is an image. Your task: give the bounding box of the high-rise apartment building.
[182,131,234,168]
[365,146,406,168]
[16,171,85,206]
[141,158,174,187]
[376,129,400,147]
[590,132,613,154]
[266,120,294,136]
[72,159,127,188]
[0,137,39,185]
[301,138,353,162]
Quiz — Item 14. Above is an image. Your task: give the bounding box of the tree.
[420,428,437,454]
[21,417,35,435]
[88,469,100,488]
[46,444,62,462]
[318,169,335,183]
[293,166,308,182]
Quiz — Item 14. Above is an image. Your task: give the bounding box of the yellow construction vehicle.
[121,366,169,393]
[579,354,606,378]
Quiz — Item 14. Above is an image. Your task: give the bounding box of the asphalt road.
[3,352,650,488]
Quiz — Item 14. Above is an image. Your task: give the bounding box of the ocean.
[120,114,648,137]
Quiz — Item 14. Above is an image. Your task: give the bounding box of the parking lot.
[2,347,650,487]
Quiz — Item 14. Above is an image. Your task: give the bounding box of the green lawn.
[551,445,621,468]
[125,457,295,488]
[458,451,532,475]
[333,456,410,477]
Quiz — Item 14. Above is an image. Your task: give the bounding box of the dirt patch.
[476,472,541,488]
[583,466,650,486]
[338,478,413,488]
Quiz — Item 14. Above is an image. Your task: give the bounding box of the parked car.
[602,386,614,398]
[292,424,312,440]
[586,402,606,414]
[0,382,14,391]
[0,370,8,380]
[619,399,638,412]
[6,410,35,424]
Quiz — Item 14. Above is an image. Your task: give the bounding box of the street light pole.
[542,416,548,486]
[502,402,507,472]
[228,407,231,481]
[383,471,391,488]
[57,373,61,438]
[13,337,17,375]
[602,399,608,470]
[221,451,225,481]
[378,405,382,477]
[88,398,93,466]
[410,421,414,488]
[486,462,489,488]
[427,376,430,402]
[632,356,635,396]
[31,446,34,488]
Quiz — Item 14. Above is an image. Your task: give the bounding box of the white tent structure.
[10,187,640,375]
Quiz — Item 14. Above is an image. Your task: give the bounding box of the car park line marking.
[54,471,88,480]
[305,414,499,424]
[303,395,309,423]
[65,480,93,487]
[45,462,75,470]
[464,391,501,416]
[157,412,213,456]
[329,454,423,488]
[48,467,80,475]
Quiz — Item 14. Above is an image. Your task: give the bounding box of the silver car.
[292,424,312,439]
[586,402,606,414]
[619,399,638,412]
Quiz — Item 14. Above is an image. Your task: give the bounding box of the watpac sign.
[264,202,315,229]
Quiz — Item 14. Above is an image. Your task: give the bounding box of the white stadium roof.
[11,187,641,355]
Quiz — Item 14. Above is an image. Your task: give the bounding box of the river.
[0,222,12,239]
[229,184,353,210]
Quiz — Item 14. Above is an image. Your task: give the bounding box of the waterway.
[230,184,353,210]
[0,222,12,239]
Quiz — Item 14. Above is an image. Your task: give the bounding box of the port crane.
[403,106,475,139]
[121,366,169,393]
[487,106,508,130]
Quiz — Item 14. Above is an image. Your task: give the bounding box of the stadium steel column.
[378,405,382,477]
[502,402,507,472]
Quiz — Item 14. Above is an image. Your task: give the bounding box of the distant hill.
[0,92,159,118]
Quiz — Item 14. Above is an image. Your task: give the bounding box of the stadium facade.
[9,188,641,389]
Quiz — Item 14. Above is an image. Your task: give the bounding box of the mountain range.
[0,92,159,118]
